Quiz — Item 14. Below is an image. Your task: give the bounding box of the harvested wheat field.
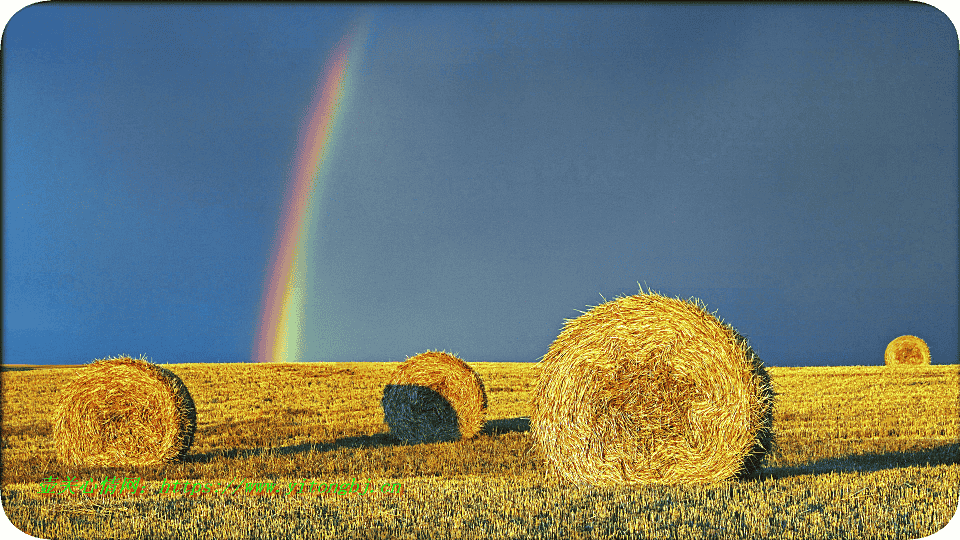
[2,361,958,539]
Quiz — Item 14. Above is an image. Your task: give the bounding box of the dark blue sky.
[3,4,957,366]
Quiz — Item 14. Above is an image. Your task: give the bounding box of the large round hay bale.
[381,350,487,444]
[531,290,775,486]
[884,335,931,366]
[53,355,197,467]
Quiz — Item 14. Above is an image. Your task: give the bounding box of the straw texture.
[53,355,197,466]
[884,335,931,366]
[381,351,487,444]
[531,289,774,486]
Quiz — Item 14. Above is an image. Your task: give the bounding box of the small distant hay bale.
[381,350,487,444]
[884,335,931,366]
[53,355,197,467]
[531,289,775,486]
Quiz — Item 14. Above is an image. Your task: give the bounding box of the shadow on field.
[185,433,400,462]
[757,441,959,480]
[185,416,531,463]
[481,416,530,435]
[0,364,83,372]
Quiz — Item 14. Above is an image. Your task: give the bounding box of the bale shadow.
[481,417,530,436]
[754,441,959,481]
[184,432,404,463]
[184,417,528,464]
[1,365,37,372]
[1,364,83,372]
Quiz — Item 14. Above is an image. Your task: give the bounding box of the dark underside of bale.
[155,365,197,460]
[732,330,776,479]
[381,384,461,444]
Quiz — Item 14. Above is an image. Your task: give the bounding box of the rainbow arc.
[254,22,367,363]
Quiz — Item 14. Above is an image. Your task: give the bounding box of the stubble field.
[1,362,958,539]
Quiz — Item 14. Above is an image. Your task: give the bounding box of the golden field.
[1,361,958,539]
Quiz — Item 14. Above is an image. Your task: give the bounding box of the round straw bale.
[53,355,197,467]
[381,350,487,444]
[531,289,775,486]
[884,335,931,366]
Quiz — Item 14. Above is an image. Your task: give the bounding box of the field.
[1,362,958,539]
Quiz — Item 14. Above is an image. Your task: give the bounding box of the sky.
[2,4,957,367]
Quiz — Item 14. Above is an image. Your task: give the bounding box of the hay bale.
[531,289,775,486]
[53,355,197,467]
[381,350,487,444]
[884,335,931,366]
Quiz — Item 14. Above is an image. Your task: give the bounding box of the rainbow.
[253,22,367,363]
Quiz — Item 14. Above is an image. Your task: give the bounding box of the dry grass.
[0,362,957,539]
[381,351,487,444]
[52,355,197,467]
[531,289,774,486]
[885,335,931,366]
